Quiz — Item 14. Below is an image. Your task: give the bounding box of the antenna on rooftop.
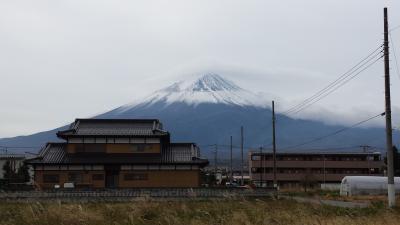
[359,145,371,153]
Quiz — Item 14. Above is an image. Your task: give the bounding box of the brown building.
[248,151,384,188]
[27,119,208,189]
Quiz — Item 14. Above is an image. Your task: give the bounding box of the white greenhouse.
[340,176,400,196]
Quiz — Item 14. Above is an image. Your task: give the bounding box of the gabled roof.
[27,142,209,167]
[57,119,168,138]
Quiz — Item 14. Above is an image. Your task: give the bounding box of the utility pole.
[383,7,395,207]
[259,146,263,187]
[214,144,218,175]
[272,101,277,188]
[323,154,326,186]
[230,136,233,184]
[241,126,244,186]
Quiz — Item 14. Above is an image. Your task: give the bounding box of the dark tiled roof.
[57,119,168,138]
[163,143,201,162]
[35,143,66,163]
[27,143,208,166]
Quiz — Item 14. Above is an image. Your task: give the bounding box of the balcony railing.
[250,173,382,182]
[250,160,383,169]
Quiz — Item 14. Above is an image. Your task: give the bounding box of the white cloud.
[0,0,400,137]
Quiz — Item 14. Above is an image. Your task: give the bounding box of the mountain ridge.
[0,73,394,156]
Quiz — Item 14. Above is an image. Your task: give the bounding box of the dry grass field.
[0,198,399,225]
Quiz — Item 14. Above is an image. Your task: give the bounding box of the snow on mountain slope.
[117,73,272,113]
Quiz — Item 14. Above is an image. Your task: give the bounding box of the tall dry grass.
[0,198,399,225]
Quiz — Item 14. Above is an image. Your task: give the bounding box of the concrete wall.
[320,183,341,191]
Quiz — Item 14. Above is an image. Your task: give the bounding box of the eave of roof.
[26,142,209,167]
[170,142,196,146]
[57,132,169,138]
[27,160,209,166]
[73,118,161,123]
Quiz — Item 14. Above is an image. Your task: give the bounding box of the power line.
[288,55,383,115]
[389,32,400,81]
[283,46,383,115]
[280,112,385,150]
[282,45,383,115]
[390,25,400,32]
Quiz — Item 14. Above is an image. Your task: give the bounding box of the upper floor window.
[130,144,160,153]
[124,173,148,181]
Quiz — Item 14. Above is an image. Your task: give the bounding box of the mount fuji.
[0,73,391,157]
[116,73,270,109]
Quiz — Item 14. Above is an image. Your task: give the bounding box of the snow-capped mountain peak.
[119,73,271,111]
[190,73,241,92]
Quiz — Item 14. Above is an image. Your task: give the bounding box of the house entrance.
[105,165,120,188]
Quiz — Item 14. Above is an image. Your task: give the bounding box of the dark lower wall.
[34,170,105,189]
[118,170,200,188]
[34,170,200,189]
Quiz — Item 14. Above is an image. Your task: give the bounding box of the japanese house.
[248,151,383,188]
[27,119,209,189]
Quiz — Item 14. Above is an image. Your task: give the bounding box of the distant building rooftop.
[0,154,25,159]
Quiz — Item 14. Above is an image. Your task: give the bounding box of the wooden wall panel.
[106,144,161,154]
[35,170,105,189]
[66,144,76,154]
[34,169,200,189]
[118,170,200,188]
[65,143,161,154]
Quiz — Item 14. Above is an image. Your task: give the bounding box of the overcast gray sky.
[1,0,400,137]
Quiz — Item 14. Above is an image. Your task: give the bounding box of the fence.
[0,188,276,201]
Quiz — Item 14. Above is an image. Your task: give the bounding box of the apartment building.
[248,151,383,188]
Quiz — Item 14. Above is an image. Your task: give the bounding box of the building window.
[124,173,148,181]
[43,174,59,183]
[68,172,83,183]
[92,174,104,181]
[130,144,160,153]
[136,144,146,152]
[74,144,106,153]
